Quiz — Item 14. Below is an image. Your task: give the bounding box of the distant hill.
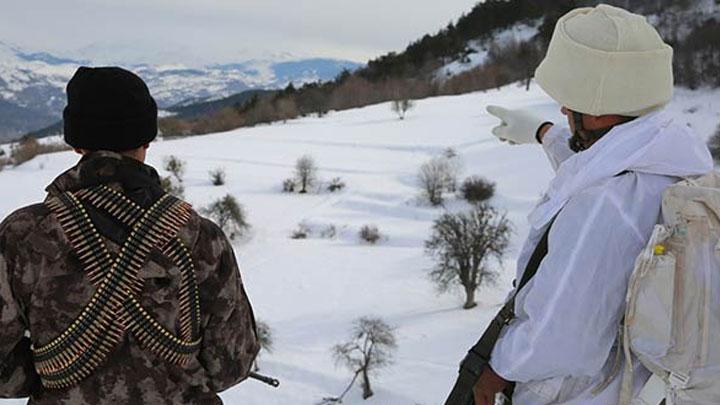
[167,89,276,120]
[0,41,362,142]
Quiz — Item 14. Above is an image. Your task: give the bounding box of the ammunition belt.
[34,185,201,389]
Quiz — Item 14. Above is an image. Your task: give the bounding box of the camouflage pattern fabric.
[0,151,259,404]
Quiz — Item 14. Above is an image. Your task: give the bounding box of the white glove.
[486,105,548,145]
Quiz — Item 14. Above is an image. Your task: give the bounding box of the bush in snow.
[202,194,250,240]
[460,176,496,204]
[359,225,382,244]
[282,178,296,193]
[160,176,185,199]
[291,223,338,240]
[425,204,511,309]
[254,320,274,371]
[294,155,318,194]
[443,147,458,159]
[209,168,226,186]
[709,123,720,164]
[391,98,415,120]
[418,157,457,206]
[324,317,397,402]
[290,223,311,239]
[327,177,346,193]
[164,155,186,183]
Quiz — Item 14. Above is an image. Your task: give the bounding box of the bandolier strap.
[35,185,202,389]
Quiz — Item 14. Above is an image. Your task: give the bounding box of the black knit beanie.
[63,66,157,152]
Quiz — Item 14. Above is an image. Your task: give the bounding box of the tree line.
[159,0,718,137]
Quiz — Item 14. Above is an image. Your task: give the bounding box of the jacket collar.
[528,111,714,229]
[45,150,164,207]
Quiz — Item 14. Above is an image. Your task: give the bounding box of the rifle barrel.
[249,371,280,388]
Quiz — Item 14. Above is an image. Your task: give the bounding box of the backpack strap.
[636,373,668,405]
[444,219,555,405]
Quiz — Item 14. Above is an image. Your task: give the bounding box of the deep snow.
[0,83,718,404]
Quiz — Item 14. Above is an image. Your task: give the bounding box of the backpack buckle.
[669,372,690,390]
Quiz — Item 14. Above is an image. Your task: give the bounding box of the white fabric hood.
[529,111,714,229]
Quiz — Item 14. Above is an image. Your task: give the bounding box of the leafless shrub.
[254,320,274,371]
[460,176,496,204]
[164,155,186,183]
[359,225,382,244]
[425,204,511,309]
[325,317,397,402]
[443,147,458,159]
[327,177,346,193]
[291,223,338,240]
[290,223,311,239]
[203,194,250,240]
[209,168,226,186]
[282,178,296,193]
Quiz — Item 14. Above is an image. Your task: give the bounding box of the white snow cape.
[490,110,713,405]
[528,110,713,230]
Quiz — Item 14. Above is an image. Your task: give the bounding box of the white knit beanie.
[535,4,673,117]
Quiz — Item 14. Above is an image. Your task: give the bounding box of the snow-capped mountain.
[0,41,362,141]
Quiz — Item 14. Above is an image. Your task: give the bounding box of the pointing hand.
[486,105,551,145]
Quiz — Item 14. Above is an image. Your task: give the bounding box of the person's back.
[0,67,259,404]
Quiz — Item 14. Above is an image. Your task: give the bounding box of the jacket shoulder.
[0,203,53,239]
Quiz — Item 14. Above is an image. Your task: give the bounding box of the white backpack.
[620,172,720,405]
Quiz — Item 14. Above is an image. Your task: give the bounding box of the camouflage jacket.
[0,151,259,404]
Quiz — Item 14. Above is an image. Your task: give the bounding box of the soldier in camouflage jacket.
[0,67,259,404]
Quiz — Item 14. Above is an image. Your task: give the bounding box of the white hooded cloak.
[490,110,714,404]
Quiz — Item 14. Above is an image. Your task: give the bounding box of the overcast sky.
[0,0,480,65]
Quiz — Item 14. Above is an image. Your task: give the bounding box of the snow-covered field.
[0,83,718,404]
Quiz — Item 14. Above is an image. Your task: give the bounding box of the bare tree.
[328,317,397,402]
[160,176,185,199]
[209,168,226,186]
[254,320,274,371]
[164,155,186,183]
[202,194,250,240]
[418,157,454,206]
[425,204,511,309]
[391,99,415,120]
[295,155,318,194]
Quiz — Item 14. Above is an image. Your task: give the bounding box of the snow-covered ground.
[0,83,718,404]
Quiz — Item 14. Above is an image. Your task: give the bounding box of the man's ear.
[141,144,150,150]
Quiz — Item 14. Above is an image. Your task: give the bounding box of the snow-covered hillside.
[0,83,718,404]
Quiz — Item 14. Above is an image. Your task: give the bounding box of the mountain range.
[0,41,362,142]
